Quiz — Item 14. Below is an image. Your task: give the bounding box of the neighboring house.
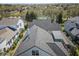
[0,17,24,52]
[28,20,61,32]
[64,16,79,41]
[14,25,69,56]
[0,17,24,32]
[0,27,18,52]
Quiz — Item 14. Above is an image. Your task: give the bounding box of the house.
[64,16,79,41]
[14,25,69,56]
[0,17,24,32]
[28,20,61,32]
[0,27,18,52]
[0,17,24,52]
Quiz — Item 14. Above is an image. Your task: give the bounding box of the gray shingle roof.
[64,16,79,39]
[28,20,61,31]
[14,25,69,56]
[64,21,76,31]
[48,42,67,56]
[68,16,79,23]
[71,28,79,36]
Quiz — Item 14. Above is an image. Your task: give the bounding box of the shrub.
[24,24,28,30]
[0,50,2,55]
[56,13,63,24]
[6,48,10,53]
[19,33,23,39]
[19,30,24,39]
[25,11,37,22]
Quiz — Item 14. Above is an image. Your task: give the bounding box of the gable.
[16,47,50,56]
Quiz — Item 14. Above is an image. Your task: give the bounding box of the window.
[12,36,15,40]
[35,50,39,56]
[3,48,6,52]
[8,41,10,45]
[7,39,12,45]
[20,23,22,26]
[16,32,19,35]
[32,50,35,55]
[16,25,19,28]
[32,50,39,56]
[0,38,4,44]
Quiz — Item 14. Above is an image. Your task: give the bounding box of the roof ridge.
[34,25,38,46]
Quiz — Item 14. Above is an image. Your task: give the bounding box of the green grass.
[76,48,79,56]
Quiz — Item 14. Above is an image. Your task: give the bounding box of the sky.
[0,0,79,4]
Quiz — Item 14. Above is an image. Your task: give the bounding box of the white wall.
[0,40,6,50]
[0,32,19,52]
[16,19,24,31]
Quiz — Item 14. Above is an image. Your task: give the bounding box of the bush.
[11,42,17,50]
[10,46,15,50]
[56,13,63,24]
[25,11,37,22]
[24,24,28,30]
[19,32,23,39]
[6,48,10,53]
[19,29,24,39]
[69,46,77,56]
[0,50,2,55]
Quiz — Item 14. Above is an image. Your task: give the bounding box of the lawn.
[76,48,79,56]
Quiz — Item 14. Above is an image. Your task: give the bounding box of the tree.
[56,13,63,24]
[25,11,29,21]
[30,11,37,20]
[25,11,37,22]
[0,15,2,20]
